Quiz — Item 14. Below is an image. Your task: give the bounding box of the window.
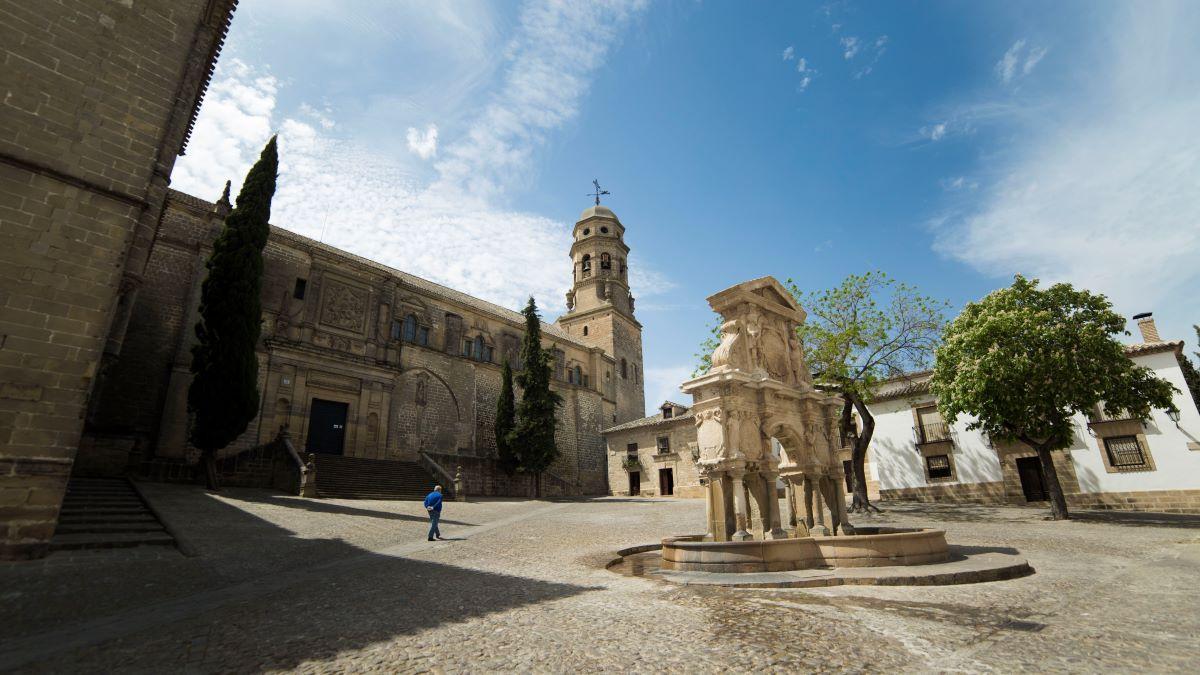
[926,454,952,480]
[626,442,638,458]
[620,358,628,379]
[583,326,588,336]
[600,226,609,234]
[1104,435,1149,469]
[390,319,402,341]
[582,228,590,236]
[473,336,484,361]
[403,314,417,343]
[656,436,670,454]
[600,252,611,270]
[483,345,493,362]
[293,278,307,300]
[568,365,583,385]
[915,405,950,444]
[662,406,673,420]
[417,326,429,346]
[462,339,472,357]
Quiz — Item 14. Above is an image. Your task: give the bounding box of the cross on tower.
[587,179,610,206]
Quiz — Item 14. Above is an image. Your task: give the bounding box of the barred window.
[926,454,952,479]
[657,436,670,453]
[1104,435,1148,468]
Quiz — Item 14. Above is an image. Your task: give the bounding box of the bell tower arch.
[555,203,645,424]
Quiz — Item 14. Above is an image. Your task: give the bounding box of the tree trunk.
[202,449,220,491]
[1035,444,1070,520]
[846,393,880,513]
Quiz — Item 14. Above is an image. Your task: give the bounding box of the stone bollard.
[454,466,466,502]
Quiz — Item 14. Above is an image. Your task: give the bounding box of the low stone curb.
[612,546,1034,588]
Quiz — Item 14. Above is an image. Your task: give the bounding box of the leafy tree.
[509,297,562,495]
[691,316,722,377]
[1182,325,1200,415]
[787,272,948,513]
[495,360,519,475]
[188,137,278,490]
[932,275,1177,520]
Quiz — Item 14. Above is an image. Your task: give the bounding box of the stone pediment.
[706,276,805,323]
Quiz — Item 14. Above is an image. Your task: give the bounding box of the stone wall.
[82,190,613,496]
[0,0,236,560]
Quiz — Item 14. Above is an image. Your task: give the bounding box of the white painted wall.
[1069,350,1200,494]
[867,348,1200,496]
[866,395,1003,491]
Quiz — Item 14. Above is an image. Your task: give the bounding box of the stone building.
[864,314,1200,514]
[0,0,238,560]
[604,401,702,498]
[80,190,647,498]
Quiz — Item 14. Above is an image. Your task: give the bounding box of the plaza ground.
[1,486,1198,673]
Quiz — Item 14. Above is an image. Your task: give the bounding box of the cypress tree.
[188,136,279,489]
[510,297,562,495]
[495,360,519,475]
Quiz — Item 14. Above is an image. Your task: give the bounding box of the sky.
[172,0,1200,416]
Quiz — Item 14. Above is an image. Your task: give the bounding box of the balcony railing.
[915,422,952,445]
[1089,407,1136,423]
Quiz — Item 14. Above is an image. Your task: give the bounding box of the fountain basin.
[661,527,949,573]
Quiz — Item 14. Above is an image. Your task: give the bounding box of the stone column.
[785,480,797,527]
[810,474,830,537]
[700,471,714,540]
[802,474,815,529]
[731,469,752,541]
[833,474,853,535]
[762,471,788,539]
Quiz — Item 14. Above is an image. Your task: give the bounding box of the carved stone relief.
[320,280,367,332]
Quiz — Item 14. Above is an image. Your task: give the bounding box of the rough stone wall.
[87,191,612,496]
[606,420,700,497]
[0,0,232,560]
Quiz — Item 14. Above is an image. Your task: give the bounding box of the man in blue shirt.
[424,485,444,541]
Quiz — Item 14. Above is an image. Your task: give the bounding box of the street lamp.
[1167,409,1181,426]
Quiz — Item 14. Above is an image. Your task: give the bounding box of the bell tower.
[555,201,645,424]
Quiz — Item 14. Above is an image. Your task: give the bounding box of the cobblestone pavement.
[2,486,1198,673]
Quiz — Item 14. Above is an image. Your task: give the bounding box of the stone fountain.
[661,277,950,573]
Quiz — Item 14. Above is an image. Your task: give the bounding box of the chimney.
[1133,312,1161,343]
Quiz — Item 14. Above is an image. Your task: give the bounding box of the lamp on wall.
[1167,409,1181,426]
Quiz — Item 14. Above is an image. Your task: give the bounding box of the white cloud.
[841,36,860,59]
[643,365,692,414]
[996,39,1047,84]
[782,45,794,61]
[405,124,439,159]
[795,57,817,92]
[935,3,1200,344]
[921,122,947,141]
[939,176,978,191]
[172,0,660,315]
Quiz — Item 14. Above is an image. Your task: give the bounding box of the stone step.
[49,531,175,550]
[60,507,147,516]
[58,514,158,525]
[56,523,167,535]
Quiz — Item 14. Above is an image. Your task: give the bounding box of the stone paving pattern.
[1,485,1198,672]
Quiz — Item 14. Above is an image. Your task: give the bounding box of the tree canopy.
[495,360,518,476]
[188,136,278,488]
[932,275,1177,519]
[787,272,947,511]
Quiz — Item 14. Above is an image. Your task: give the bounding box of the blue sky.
[173,0,1200,415]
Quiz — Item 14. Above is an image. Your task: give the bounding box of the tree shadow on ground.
[224,489,478,526]
[2,486,595,672]
[1070,510,1200,530]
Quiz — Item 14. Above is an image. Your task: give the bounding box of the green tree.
[188,137,278,490]
[787,272,948,513]
[691,316,722,378]
[495,360,519,475]
[509,297,562,495]
[932,275,1177,520]
[1182,326,1200,415]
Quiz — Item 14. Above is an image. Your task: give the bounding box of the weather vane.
[587,179,610,206]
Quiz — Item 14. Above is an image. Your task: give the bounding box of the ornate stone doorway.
[307,399,348,455]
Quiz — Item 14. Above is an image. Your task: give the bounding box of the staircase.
[51,477,175,551]
[312,455,444,500]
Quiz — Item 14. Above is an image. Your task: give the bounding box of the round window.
[582,228,590,236]
[600,226,609,234]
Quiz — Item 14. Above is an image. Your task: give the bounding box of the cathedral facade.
[81,189,646,496]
